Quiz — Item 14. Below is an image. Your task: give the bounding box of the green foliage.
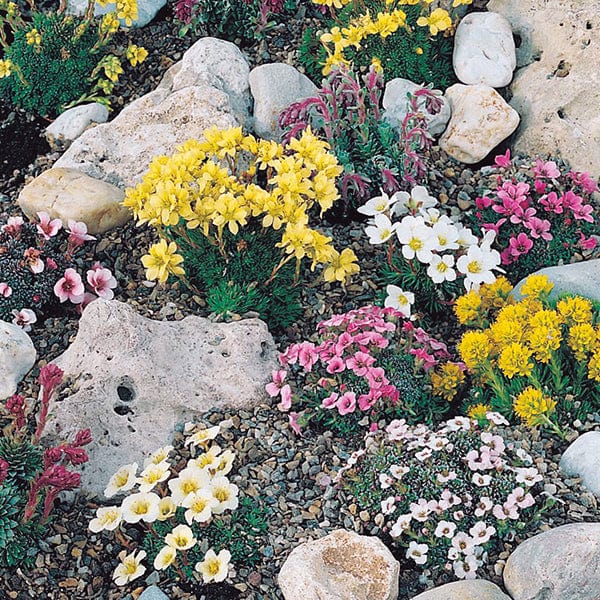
[171,223,303,329]
[0,12,103,116]
[0,438,43,490]
[298,3,455,88]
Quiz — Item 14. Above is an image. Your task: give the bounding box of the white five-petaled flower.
[195,548,231,583]
[469,521,496,544]
[153,545,177,571]
[182,491,219,525]
[168,466,211,505]
[434,520,457,538]
[406,541,429,565]
[427,254,457,283]
[104,463,138,498]
[121,491,161,524]
[358,191,395,216]
[89,506,122,533]
[395,215,436,264]
[137,461,170,492]
[113,550,146,586]
[456,231,502,290]
[165,524,197,550]
[210,476,239,514]
[384,285,414,318]
[365,213,397,244]
[389,514,412,538]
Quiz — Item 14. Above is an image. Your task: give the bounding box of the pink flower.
[568,170,598,194]
[86,266,117,300]
[410,347,437,370]
[533,159,560,179]
[2,216,24,236]
[507,486,535,509]
[494,149,511,168]
[297,342,318,371]
[525,216,553,240]
[346,351,376,376]
[561,190,584,212]
[288,412,302,435]
[266,370,287,397]
[66,220,95,249]
[336,392,356,415]
[46,258,58,271]
[322,392,339,409]
[365,367,388,389]
[326,356,346,374]
[36,212,62,239]
[572,203,594,223]
[54,268,85,304]
[476,196,493,209]
[533,179,547,194]
[481,219,506,234]
[358,390,379,411]
[278,385,292,411]
[24,248,44,273]
[540,191,563,214]
[0,458,8,485]
[11,308,37,332]
[579,233,597,250]
[0,282,12,297]
[508,233,533,257]
[279,344,299,367]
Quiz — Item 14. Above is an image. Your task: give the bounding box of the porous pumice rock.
[18,167,128,235]
[383,78,451,137]
[278,529,399,600]
[439,83,519,164]
[513,259,600,303]
[66,0,165,28]
[560,431,600,496]
[249,63,318,140]
[503,523,600,600]
[44,299,278,494]
[410,580,511,600]
[0,321,36,400]
[54,38,251,189]
[453,12,516,88]
[488,0,600,177]
[45,103,109,148]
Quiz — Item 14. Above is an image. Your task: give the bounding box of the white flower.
[144,445,173,467]
[472,473,492,487]
[188,445,222,471]
[358,191,394,216]
[104,463,138,498]
[365,213,397,244]
[195,548,231,583]
[444,417,471,432]
[137,462,170,493]
[415,448,433,461]
[515,448,533,465]
[431,221,460,251]
[213,449,236,476]
[427,254,457,284]
[381,496,396,515]
[451,532,475,555]
[455,224,479,248]
[384,285,414,318]
[486,411,509,426]
[154,545,177,571]
[11,308,37,332]
[168,466,211,505]
[210,476,239,514]
[474,497,493,517]
[469,521,496,545]
[406,541,429,565]
[182,491,219,525]
[456,242,502,290]
[390,464,410,480]
[185,425,220,449]
[165,524,197,550]
[113,550,146,586]
[390,514,412,538]
[89,506,122,533]
[434,520,456,539]
[437,470,457,484]
[379,473,395,489]
[513,467,543,487]
[410,498,431,522]
[157,496,177,521]
[396,215,436,263]
[121,491,161,524]
[394,185,437,215]
[453,554,480,580]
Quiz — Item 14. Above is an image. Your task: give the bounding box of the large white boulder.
[410,580,511,600]
[0,321,36,400]
[440,83,519,164]
[44,300,278,494]
[453,12,516,88]
[504,523,600,600]
[54,38,251,190]
[278,529,399,600]
[560,431,600,496]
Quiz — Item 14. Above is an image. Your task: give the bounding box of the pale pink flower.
[415,448,433,462]
[507,486,535,509]
[266,370,287,397]
[2,216,24,236]
[12,308,37,332]
[410,499,431,522]
[0,283,12,297]
[297,342,317,371]
[54,268,85,304]
[278,385,292,411]
[469,521,495,544]
[434,520,456,539]
[513,467,542,487]
[445,417,471,432]
[390,465,409,480]
[336,392,356,415]
[389,514,412,538]
[492,501,519,520]
[66,220,95,248]
[321,392,338,410]
[288,412,301,435]
[480,433,506,454]
[453,554,480,579]
[437,470,457,484]
[24,248,44,273]
[381,496,396,515]
[474,497,493,517]
[472,473,492,487]
[386,419,409,441]
[36,212,62,239]
[87,266,117,300]
[451,532,475,555]
[486,412,509,426]
[533,159,560,179]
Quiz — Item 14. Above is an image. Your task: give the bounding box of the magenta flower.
[336,392,356,415]
[11,308,37,332]
[539,191,563,214]
[66,220,96,249]
[494,149,511,168]
[358,390,379,411]
[0,282,12,297]
[475,196,493,210]
[86,266,117,300]
[525,216,553,240]
[36,212,62,240]
[0,458,8,485]
[579,233,597,250]
[366,366,388,389]
[54,268,85,304]
[568,170,598,194]
[533,179,547,194]
[326,356,345,374]
[571,203,594,223]
[560,190,584,211]
[532,159,560,179]
[266,369,288,397]
[508,233,534,257]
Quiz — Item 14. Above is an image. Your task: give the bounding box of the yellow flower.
[371,57,383,73]
[588,349,600,382]
[431,363,465,401]
[113,550,146,586]
[195,548,231,584]
[514,387,556,427]
[0,59,13,79]
[165,524,197,551]
[489,319,523,347]
[312,0,351,6]
[529,309,562,330]
[212,192,249,235]
[126,44,148,67]
[323,248,360,283]
[414,47,424,55]
[96,78,114,95]
[116,0,138,26]
[417,8,452,35]
[527,326,561,363]
[498,343,533,379]
[480,276,513,310]
[458,331,492,370]
[26,28,41,46]
[568,323,597,361]
[557,296,593,325]
[141,240,185,284]
[100,12,120,34]
[102,55,123,82]
[454,290,482,325]
[467,403,492,421]
[520,274,554,300]
[453,0,473,6]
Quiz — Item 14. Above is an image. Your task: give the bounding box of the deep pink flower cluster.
[473,152,597,271]
[267,305,451,434]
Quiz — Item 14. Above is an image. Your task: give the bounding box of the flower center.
[408,237,423,251]
[467,260,482,274]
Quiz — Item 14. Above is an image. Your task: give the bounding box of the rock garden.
[1,0,600,599]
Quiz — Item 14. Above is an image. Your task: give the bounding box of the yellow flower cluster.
[431,362,465,401]
[96,0,138,25]
[454,276,512,326]
[514,387,557,427]
[25,28,41,47]
[126,44,148,67]
[467,402,491,421]
[0,59,13,78]
[125,126,359,285]
[312,0,352,7]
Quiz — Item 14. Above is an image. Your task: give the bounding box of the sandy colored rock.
[439,83,519,163]
[249,63,318,140]
[278,529,399,600]
[44,299,278,494]
[504,523,600,600]
[488,0,600,177]
[18,168,128,234]
[54,38,250,189]
[410,580,511,600]
[453,12,516,87]
[0,321,36,400]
